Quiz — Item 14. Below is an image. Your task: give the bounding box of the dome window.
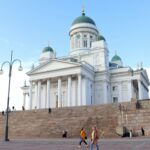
[76,34,80,39]
[83,40,87,48]
[84,34,87,38]
[90,42,92,47]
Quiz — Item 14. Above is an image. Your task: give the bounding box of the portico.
[25,59,94,109]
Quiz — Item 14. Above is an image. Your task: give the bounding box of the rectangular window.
[113,97,118,103]
[83,40,87,47]
[112,86,118,91]
[84,34,87,38]
[90,41,92,47]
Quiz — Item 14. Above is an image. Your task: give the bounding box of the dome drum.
[69,23,98,36]
[69,25,98,37]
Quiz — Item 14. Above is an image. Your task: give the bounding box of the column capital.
[77,73,82,77]
[58,76,62,79]
[67,75,72,77]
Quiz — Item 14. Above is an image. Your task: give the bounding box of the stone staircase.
[118,99,150,136]
[0,99,150,139]
[0,104,118,139]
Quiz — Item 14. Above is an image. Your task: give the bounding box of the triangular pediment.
[27,59,80,75]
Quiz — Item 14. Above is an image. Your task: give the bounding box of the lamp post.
[0,51,23,141]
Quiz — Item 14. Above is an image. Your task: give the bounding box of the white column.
[71,80,76,106]
[138,80,142,100]
[128,80,132,100]
[83,77,87,105]
[47,79,51,108]
[37,80,41,108]
[118,83,122,102]
[108,85,111,103]
[29,81,33,110]
[70,37,72,50]
[103,81,107,104]
[58,78,61,107]
[81,33,83,48]
[78,74,82,106]
[67,76,72,106]
[43,85,47,108]
[23,93,26,108]
[34,82,38,108]
[88,34,90,48]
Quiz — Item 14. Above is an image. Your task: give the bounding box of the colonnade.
[28,74,83,109]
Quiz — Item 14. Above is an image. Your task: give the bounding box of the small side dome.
[98,35,106,41]
[40,45,56,64]
[42,46,54,53]
[111,54,122,62]
[111,54,123,67]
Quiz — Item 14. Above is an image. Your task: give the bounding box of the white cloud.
[0,66,29,111]
[0,59,38,111]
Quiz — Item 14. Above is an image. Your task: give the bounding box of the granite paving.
[0,138,149,150]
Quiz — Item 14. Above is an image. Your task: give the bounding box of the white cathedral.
[22,9,150,110]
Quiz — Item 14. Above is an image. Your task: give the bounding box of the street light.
[0,50,23,141]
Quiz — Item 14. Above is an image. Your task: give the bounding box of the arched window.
[90,35,93,47]
[76,34,80,48]
[82,34,88,48]
[71,37,74,49]
[83,40,87,47]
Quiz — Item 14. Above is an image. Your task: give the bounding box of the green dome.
[72,12,96,26]
[111,54,122,62]
[42,46,54,53]
[98,35,106,41]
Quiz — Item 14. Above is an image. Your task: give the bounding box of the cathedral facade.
[22,9,149,109]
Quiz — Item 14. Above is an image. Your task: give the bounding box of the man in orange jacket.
[78,128,88,147]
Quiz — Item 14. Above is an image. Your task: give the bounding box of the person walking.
[141,127,145,136]
[129,130,132,138]
[90,126,99,150]
[78,128,88,148]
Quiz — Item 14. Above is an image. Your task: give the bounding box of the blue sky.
[0,0,150,110]
[0,0,150,68]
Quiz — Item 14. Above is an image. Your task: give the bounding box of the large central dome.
[71,11,96,26]
[69,8,99,56]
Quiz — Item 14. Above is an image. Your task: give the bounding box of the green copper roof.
[42,46,54,53]
[111,54,122,62]
[98,35,106,41]
[72,11,96,26]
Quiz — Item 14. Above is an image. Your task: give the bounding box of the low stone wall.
[0,99,150,139]
[118,99,150,136]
